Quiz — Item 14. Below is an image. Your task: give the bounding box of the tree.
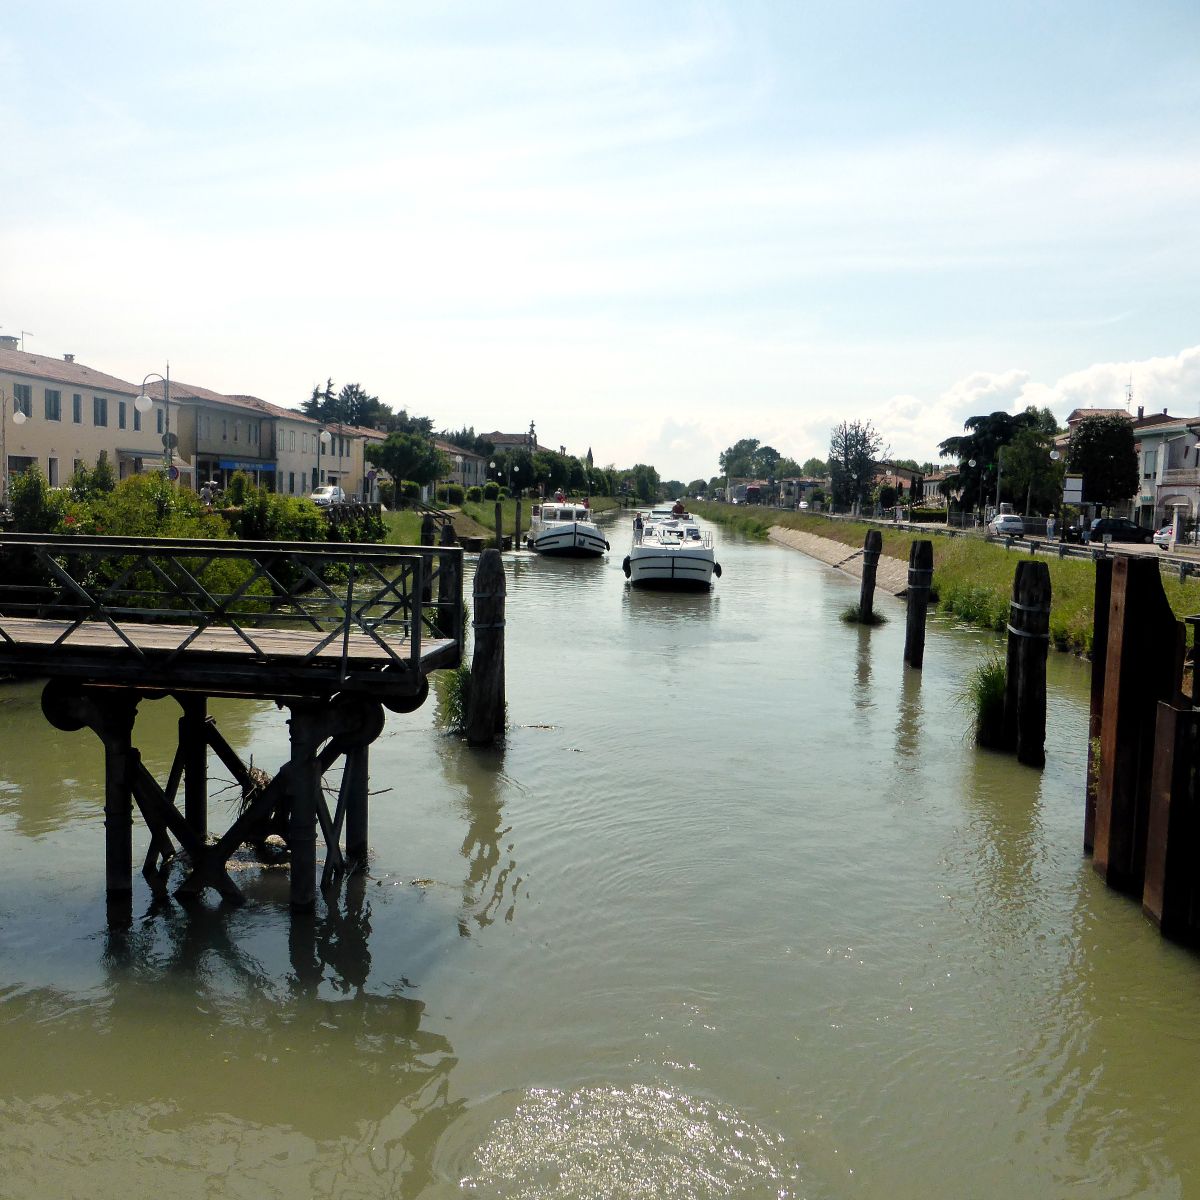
[303,380,391,428]
[828,420,886,508]
[365,432,448,487]
[1002,426,1064,515]
[938,409,1042,514]
[1067,414,1137,511]
[688,479,707,496]
[719,438,761,478]
[662,479,687,499]
[801,457,827,478]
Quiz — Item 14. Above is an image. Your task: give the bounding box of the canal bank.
[768,524,910,595]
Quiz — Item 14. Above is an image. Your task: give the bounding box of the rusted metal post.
[1092,557,1184,894]
[859,529,882,621]
[903,540,933,668]
[1002,559,1051,767]
[1084,558,1113,853]
[466,549,506,747]
[1143,702,1200,941]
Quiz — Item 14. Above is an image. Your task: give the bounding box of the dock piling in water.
[467,549,506,747]
[1002,559,1051,767]
[859,530,882,621]
[903,540,933,669]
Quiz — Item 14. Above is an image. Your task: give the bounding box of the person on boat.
[671,499,685,516]
[633,513,644,543]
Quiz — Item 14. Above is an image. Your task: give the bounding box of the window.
[134,406,141,432]
[44,389,61,421]
[48,457,59,487]
[118,400,127,429]
[288,471,295,494]
[289,430,296,452]
[156,408,164,434]
[93,395,108,427]
[233,421,239,443]
[13,383,31,417]
[73,394,82,423]
[1144,449,1158,478]
[222,419,228,442]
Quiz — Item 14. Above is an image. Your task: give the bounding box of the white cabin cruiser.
[525,501,609,557]
[622,503,722,590]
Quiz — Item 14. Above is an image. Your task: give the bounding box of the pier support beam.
[903,540,933,669]
[859,529,882,621]
[467,549,507,746]
[1003,559,1051,768]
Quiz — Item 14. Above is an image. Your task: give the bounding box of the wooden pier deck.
[0,532,465,920]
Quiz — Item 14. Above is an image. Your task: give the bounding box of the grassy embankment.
[688,501,1200,657]
[385,495,622,546]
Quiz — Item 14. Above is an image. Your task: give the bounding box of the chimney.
[1163,407,1168,416]
[1137,405,1144,419]
[63,353,74,363]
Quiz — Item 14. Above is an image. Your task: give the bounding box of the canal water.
[1,518,1198,1198]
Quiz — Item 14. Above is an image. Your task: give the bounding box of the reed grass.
[958,652,1008,749]
[840,604,887,626]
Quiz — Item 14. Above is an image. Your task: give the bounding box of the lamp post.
[454,454,463,492]
[315,427,332,491]
[994,444,1005,514]
[968,458,984,526]
[134,366,172,479]
[512,462,520,496]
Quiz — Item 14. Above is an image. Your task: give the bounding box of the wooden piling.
[1002,559,1051,767]
[343,745,370,871]
[859,529,882,621]
[1092,557,1183,894]
[438,521,461,643]
[100,697,139,921]
[903,540,933,668]
[494,501,503,551]
[1084,557,1113,853]
[515,500,523,549]
[286,702,324,913]
[1143,702,1200,941]
[466,549,506,747]
[179,694,208,839]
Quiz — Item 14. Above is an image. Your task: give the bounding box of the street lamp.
[134,366,172,478]
[315,427,332,491]
[968,458,984,525]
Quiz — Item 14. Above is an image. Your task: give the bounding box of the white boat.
[622,503,722,590]
[524,501,610,557]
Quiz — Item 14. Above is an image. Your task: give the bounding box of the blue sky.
[3,1,1198,481]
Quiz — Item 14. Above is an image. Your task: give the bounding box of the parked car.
[310,485,347,507]
[987,513,1025,538]
[1154,525,1175,549]
[1088,517,1154,544]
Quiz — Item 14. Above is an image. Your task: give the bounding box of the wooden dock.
[0,532,464,921]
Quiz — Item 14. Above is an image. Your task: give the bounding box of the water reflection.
[894,666,923,763]
[853,624,874,715]
[437,740,522,934]
[620,586,719,625]
[0,684,261,838]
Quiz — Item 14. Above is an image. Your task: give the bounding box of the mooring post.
[1092,557,1184,894]
[1143,702,1200,940]
[903,540,934,668]
[466,549,506,747]
[859,529,882,621]
[515,499,523,550]
[1084,558,1113,853]
[179,693,208,839]
[438,521,461,643]
[1002,559,1051,767]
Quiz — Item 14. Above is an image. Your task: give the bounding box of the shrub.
[910,507,947,523]
[960,652,1008,748]
[377,481,395,508]
[483,481,500,500]
[440,483,465,505]
[466,485,483,502]
[400,480,421,501]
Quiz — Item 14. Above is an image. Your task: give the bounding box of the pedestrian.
[200,483,213,507]
[633,513,644,543]
[1046,513,1056,540]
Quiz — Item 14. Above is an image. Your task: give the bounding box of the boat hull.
[626,547,716,590]
[527,523,608,557]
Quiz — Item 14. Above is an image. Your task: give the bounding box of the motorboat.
[524,500,609,557]
[622,503,722,590]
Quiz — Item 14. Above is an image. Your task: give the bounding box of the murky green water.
[2,521,1198,1198]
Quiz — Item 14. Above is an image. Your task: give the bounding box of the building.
[0,342,167,495]
[433,439,488,490]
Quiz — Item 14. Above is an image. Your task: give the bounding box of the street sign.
[162,432,178,450]
[367,469,377,481]
[1063,473,1083,504]
[167,465,180,481]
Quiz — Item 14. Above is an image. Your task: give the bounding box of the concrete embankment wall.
[768,525,910,596]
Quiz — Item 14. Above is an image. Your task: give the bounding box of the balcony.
[1160,468,1200,487]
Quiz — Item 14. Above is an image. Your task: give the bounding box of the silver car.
[987,513,1024,538]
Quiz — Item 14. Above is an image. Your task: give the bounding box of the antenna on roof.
[1126,373,1133,410]
[20,330,33,352]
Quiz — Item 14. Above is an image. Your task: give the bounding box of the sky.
[2,1,1199,483]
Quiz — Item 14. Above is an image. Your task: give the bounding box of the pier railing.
[0,533,463,699]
